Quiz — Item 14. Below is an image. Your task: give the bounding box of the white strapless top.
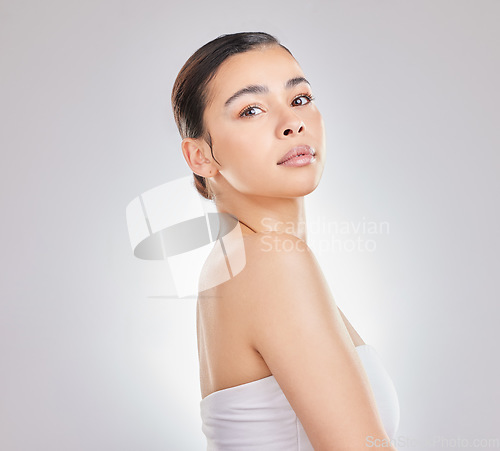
[200,344,400,450]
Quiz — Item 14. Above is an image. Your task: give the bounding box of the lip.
[277,145,316,165]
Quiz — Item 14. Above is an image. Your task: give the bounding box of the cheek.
[217,135,274,189]
[309,109,324,130]
[308,112,326,144]
[218,126,268,163]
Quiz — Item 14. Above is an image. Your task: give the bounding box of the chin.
[281,178,323,198]
[283,165,324,197]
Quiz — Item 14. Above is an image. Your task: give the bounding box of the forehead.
[206,46,304,107]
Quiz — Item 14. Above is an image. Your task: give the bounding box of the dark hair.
[171,32,292,200]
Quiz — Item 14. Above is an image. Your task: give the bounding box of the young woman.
[172,32,400,450]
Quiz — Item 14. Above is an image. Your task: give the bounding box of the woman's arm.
[239,232,397,451]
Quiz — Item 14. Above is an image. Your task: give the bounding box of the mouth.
[277,145,316,165]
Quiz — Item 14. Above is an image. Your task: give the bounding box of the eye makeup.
[238,93,315,118]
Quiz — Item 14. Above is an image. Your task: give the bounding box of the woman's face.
[202,45,326,199]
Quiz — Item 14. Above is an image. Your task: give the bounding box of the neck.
[214,191,308,243]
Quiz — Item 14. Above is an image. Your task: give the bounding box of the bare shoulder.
[236,232,395,449]
[199,231,307,293]
[236,231,331,311]
[197,232,313,324]
[239,231,314,271]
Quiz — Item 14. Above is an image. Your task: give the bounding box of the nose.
[278,109,305,138]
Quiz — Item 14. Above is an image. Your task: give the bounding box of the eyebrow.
[224,76,311,108]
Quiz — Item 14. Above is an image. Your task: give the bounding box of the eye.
[239,105,264,118]
[292,93,315,106]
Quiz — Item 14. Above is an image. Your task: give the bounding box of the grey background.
[1,0,499,449]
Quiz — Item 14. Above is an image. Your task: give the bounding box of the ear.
[181,137,217,177]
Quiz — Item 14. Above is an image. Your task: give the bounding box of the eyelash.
[238,93,316,118]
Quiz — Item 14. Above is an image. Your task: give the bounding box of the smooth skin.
[183,45,397,450]
[182,44,325,240]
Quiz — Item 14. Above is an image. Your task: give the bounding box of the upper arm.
[240,233,394,451]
